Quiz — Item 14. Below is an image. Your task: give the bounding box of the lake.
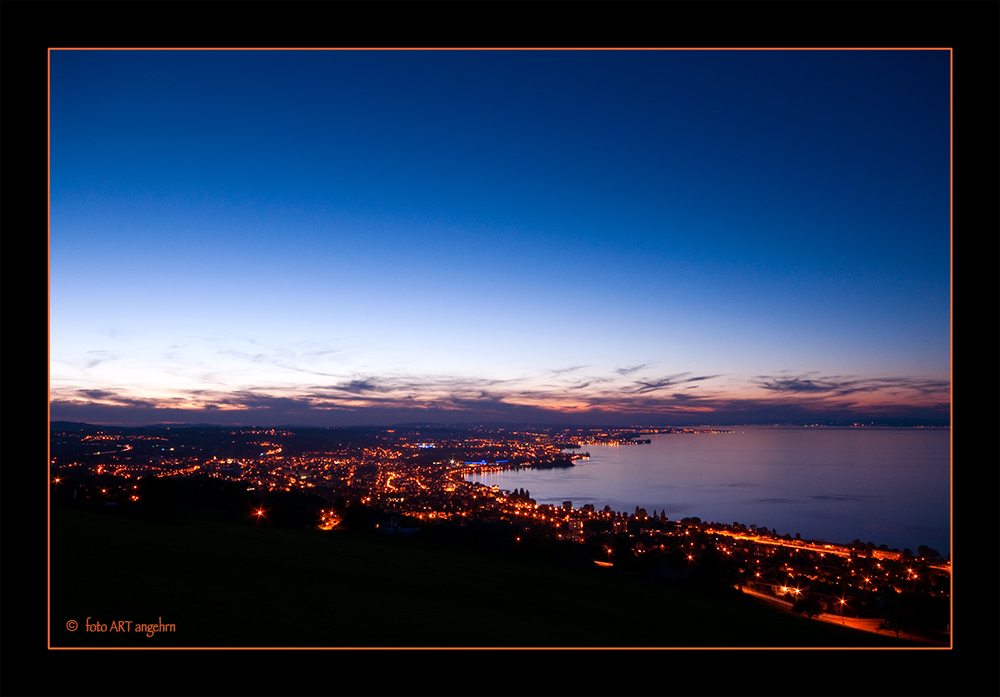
[464,426,951,556]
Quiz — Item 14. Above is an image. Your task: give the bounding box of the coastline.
[462,426,950,557]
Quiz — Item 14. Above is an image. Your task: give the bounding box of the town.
[50,421,950,643]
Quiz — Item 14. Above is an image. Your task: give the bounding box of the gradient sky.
[49,49,951,427]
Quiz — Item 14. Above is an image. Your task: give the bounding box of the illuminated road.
[86,444,133,456]
[738,586,948,646]
[710,529,951,573]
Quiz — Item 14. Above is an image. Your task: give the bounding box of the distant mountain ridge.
[51,421,225,432]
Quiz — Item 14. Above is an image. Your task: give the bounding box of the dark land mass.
[526,457,576,469]
[48,419,952,654]
[50,505,918,649]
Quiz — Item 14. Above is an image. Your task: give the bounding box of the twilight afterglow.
[49,49,951,427]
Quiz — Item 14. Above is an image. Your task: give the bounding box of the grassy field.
[48,506,918,648]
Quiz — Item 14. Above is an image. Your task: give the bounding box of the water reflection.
[464,426,949,555]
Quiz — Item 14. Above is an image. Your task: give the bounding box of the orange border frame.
[47,46,954,651]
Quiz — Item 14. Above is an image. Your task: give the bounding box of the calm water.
[465,426,951,556]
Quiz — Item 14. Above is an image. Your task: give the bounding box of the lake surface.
[464,426,951,556]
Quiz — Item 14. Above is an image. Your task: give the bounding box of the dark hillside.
[49,507,916,648]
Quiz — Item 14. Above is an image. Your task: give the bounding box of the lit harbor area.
[50,422,951,645]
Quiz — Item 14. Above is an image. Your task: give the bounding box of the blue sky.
[49,49,951,426]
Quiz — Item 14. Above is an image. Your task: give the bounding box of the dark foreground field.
[49,506,917,648]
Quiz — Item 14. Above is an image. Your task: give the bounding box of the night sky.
[49,49,951,427]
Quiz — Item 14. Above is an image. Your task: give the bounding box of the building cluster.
[51,423,949,637]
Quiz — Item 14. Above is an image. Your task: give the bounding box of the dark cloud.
[77,390,157,407]
[756,376,846,393]
[78,389,117,400]
[548,365,588,375]
[616,364,649,376]
[685,375,723,383]
[630,373,696,393]
[632,377,681,394]
[216,392,318,411]
[630,373,721,394]
[51,365,950,428]
[755,374,950,398]
[56,390,159,410]
[82,351,117,370]
[331,378,384,394]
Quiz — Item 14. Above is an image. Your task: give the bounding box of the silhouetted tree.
[917,545,942,560]
[791,596,823,620]
[877,617,904,639]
